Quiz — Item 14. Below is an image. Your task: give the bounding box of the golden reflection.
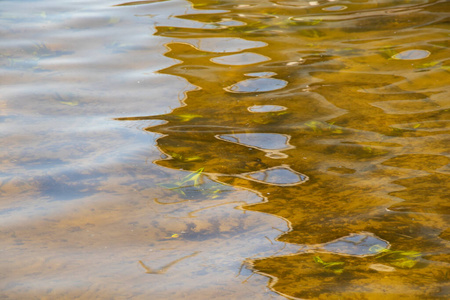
[116,0,449,298]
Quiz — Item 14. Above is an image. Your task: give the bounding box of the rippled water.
[1,0,449,299]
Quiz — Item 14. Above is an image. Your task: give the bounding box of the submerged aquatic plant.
[160,168,204,194]
[287,17,323,26]
[313,256,345,275]
[173,114,203,122]
[3,42,71,71]
[169,152,203,162]
[160,168,229,199]
[305,121,343,134]
[312,245,421,277]
[378,46,399,59]
[370,245,421,269]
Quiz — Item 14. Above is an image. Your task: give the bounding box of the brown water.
[1,0,449,299]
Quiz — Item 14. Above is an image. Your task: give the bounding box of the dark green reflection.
[118,0,450,298]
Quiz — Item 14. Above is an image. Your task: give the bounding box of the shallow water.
[1,0,449,299]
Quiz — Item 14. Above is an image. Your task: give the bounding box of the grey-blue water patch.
[244,71,277,77]
[392,49,430,60]
[320,232,390,256]
[217,133,292,151]
[322,5,347,11]
[240,166,308,186]
[211,52,270,66]
[248,105,287,113]
[225,78,288,93]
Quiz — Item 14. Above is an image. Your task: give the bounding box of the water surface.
[1,0,449,299]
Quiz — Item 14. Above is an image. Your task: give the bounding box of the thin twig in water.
[138,251,200,274]
[265,236,274,245]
